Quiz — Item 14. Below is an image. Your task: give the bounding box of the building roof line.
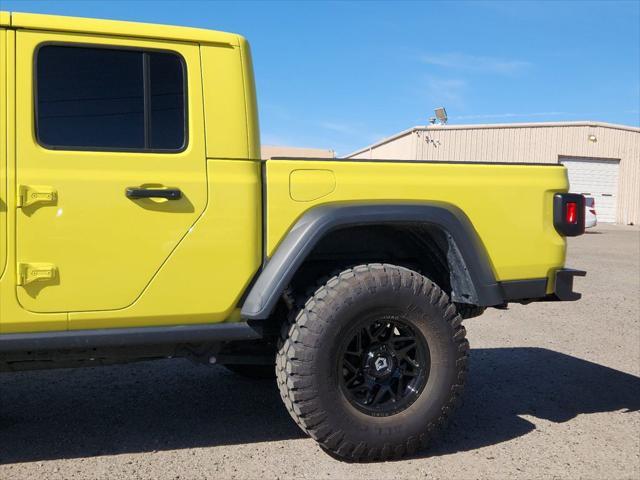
[418,120,640,132]
[344,121,640,158]
[344,127,418,158]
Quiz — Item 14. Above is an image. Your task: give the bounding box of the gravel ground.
[1,224,639,480]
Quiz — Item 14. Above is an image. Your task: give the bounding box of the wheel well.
[242,203,502,320]
[287,224,455,302]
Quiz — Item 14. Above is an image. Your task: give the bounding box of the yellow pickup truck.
[0,12,586,461]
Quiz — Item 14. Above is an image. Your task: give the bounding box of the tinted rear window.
[36,45,186,151]
[149,52,186,150]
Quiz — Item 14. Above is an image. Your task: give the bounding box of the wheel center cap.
[366,349,394,378]
[374,356,388,372]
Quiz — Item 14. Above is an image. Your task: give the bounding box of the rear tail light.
[566,202,577,224]
[554,193,585,236]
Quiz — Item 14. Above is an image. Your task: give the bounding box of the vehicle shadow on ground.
[0,347,638,464]
[428,347,640,459]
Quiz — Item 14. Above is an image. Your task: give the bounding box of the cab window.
[35,44,186,152]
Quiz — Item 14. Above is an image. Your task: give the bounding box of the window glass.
[36,45,185,151]
[149,53,185,150]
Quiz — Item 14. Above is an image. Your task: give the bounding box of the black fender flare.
[241,202,504,320]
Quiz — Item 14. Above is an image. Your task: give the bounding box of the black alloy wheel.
[338,315,430,416]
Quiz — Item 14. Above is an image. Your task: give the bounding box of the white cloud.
[423,76,467,108]
[421,53,532,75]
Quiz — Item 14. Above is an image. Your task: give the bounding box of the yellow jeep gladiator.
[0,12,586,461]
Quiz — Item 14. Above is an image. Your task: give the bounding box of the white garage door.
[560,157,620,223]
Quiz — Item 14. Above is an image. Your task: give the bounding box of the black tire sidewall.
[309,274,460,446]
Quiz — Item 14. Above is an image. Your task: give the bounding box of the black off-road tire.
[276,263,468,461]
[224,364,276,379]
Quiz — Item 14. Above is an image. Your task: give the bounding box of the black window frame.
[33,42,189,153]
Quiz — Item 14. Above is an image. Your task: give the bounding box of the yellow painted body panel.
[266,160,568,286]
[9,12,238,46]
[237,36,261,159]
[69,160,262,330]
[1,29,67,333]
[289,169,336,201]
[200,44,249,159]
[0,27,7,278]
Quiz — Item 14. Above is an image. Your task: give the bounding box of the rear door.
[15,30,207,313]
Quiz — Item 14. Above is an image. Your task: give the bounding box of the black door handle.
[126,187,182,200]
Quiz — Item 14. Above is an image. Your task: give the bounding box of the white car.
[585,196,597,228]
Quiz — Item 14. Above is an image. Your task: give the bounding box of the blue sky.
[3,0,639,155]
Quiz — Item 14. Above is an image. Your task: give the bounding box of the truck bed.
[264,158,568,288]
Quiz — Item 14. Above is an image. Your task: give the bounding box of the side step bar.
[0,322,263,353]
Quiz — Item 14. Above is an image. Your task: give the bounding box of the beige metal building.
[346,121,640,224]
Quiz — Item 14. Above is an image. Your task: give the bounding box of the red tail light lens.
[566,202,577,224]
[554,193,585,236]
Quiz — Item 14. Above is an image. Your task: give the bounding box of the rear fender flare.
[241,202,503,320]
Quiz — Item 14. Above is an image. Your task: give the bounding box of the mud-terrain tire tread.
[276,263,468,462]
